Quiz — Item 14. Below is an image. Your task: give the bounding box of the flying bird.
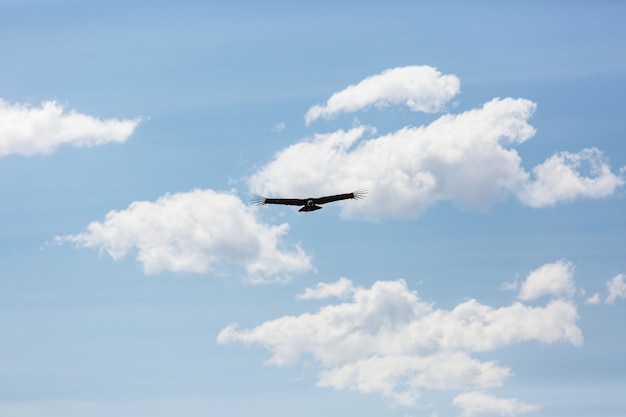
[252,190,366,212]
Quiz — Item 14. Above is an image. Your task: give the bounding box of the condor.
[253,190,366,212]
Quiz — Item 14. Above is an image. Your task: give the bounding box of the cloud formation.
[0,99,141,157]
[251,67,624,220]
[296,277,355,300]
[518,149,625,207]
[606,273,626,303]
[305,65,460,125]
[518,260,575,301]
[218,263,582,412]
[585,292,601,305]
[582,273,626,305]
[453,391,540,417]
[56,189,312,282]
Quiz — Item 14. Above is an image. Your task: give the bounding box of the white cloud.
[218,271,582,406]
[253,98,536,219]
[252,69,624,220]
[453,391,540,417]
[606,273,626,303]
[585,293,601,305]
[518,260,575,301]
[0,99,141,157]
[318,353,511,407]
[305,65,460,125]
[518,148,625,207]
[297,277,355,300]
[56,189,312,282]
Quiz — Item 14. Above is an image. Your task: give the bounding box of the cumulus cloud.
[253,98,535,218]
[453,391,540,417]
[606,273,626,303]
[305,65,460,125]
[56,189,312,282]
[518,260,576,301]
[252,68,624,220]
[218,270,582,407]
[518,148,625,207]
[318,353,511,407]
[0,99,141,157]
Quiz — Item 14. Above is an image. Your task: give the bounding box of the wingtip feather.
[251,195,267,205]
[352,189,367,200]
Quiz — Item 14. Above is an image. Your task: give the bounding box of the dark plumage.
[252,190,366,212]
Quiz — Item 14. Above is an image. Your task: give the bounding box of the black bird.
[252,190,366,212]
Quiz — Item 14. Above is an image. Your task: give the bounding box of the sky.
[1,1,626,416]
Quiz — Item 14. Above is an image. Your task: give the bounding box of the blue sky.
[1,1,626,416]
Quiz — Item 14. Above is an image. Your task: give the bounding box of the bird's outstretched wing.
[313,189,367,205]
[253,189,366,209]
[252,195,307,206]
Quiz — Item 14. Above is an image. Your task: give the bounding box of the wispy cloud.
[55,189,312,282]
[582,273,626,305]
[606,273,626,303]
[272,122,286,132]
[305,65,460,125]
[297,277,355,300]
[500,277,519,291]
[218,264,582,409]
[584,292,601,305]
[0,99,141,157]
[453,391,540,417]
[252,67,624,219]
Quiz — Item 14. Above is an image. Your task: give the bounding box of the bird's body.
[253,190,366,212]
